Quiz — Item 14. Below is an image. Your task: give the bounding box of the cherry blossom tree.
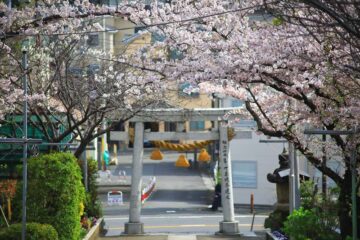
[0,0,359,237]
[123,1,359,238]
[0,1,165,157]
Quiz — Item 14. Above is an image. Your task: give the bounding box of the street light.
[304,129,358,240]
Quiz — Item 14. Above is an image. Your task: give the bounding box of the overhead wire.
[2,3,268,38]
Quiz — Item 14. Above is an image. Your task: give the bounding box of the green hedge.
[14,152,85,240]
[0,223,58,240]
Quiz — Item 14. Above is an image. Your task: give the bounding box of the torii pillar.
[124,122,144,234]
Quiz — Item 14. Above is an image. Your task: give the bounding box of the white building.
[221,97,289,206]
[230,131,284,206]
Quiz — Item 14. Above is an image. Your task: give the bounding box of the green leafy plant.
[83,158,102,218]
[13,152,85,240]
[283,207,340,240]
[264,209,289,231]
[0,222,58,240]
[283,181,340,240]
[272,16,285,26]
[79,228,88,240]
[299,180,320,210]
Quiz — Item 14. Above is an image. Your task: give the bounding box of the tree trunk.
[74,137,92,159]
[338,168,352,239]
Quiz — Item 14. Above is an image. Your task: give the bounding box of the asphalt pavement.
[97,150,269,239]
[98,234,267,240]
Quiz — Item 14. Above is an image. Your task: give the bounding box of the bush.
[13,152,85,240]
[79,227,88,239]
[283,181,340,240]
[283,207,340,240]
[300,180,320,210]
[264,209,289,231]
[0,222,58,240]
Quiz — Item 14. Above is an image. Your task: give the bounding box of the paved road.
[103,213,267,235]
[99,152,267,236]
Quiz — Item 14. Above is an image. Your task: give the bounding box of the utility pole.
[83,150,88,192]
[21,43,28,240]
[322,133,327,197]
[304,129,358,240]
[351,144,358,240]
[289,142,300,211]
[100,16,108,170]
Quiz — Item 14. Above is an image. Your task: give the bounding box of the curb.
[83,218,103,240]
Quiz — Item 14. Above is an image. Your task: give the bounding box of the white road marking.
[179,224,207,227]
[107,223,264,230]
[104,214,267,221]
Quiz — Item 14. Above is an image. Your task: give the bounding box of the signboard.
[107,191,123,205]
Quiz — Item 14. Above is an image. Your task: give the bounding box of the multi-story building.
[81,15,213,158]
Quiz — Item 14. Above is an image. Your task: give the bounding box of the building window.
[165,122,177,132]
[135,26,146,33]
[190,121,205,131]
[231,99,243,107]
[232,161,257,188]
[230,98,256,128]
[233,120,257,128]
[67,67,83,77]
[87,64,100,75]
[87,34,99,46]
[178,83,200,98]
[169,48,184,60]
[108,0,119,6]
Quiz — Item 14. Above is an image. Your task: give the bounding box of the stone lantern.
[264,149,290,230]
[267,149,290,212]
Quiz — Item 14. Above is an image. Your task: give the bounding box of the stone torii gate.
[110,108,244,235]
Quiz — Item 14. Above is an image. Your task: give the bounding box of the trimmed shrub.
[0,222,58,240]
[13,152,85,240]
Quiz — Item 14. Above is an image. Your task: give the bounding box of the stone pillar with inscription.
[218,124,239,235]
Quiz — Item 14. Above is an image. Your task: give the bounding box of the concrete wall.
[230,132,283,206]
